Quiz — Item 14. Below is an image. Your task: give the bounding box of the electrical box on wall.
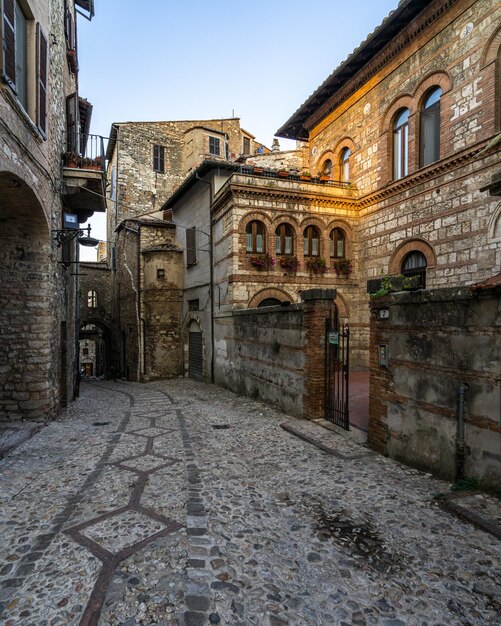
[378,345,388,367]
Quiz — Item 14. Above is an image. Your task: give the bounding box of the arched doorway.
[188,320,203,381]
[0,173,56,418]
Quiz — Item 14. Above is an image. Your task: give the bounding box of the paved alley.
[0,379,500,626]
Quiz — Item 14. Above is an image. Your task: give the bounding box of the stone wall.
[368,285,501,488]
[0,0,79,420]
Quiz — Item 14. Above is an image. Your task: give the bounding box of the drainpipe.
[456,382,469,481]
[195,173,215,383]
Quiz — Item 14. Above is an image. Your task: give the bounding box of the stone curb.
[438,491,501,540]
[280,421,371,460]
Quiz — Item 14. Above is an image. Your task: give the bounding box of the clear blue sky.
[77,0,398,257]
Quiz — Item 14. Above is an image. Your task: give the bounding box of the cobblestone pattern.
[0,379,500,625]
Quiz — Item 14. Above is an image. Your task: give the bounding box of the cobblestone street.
[0,379,500,626]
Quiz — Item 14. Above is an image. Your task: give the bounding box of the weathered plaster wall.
[368,286,501,488]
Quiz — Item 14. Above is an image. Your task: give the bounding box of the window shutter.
[153,145,164,172]
[36,24,48,136]
[2,0,16,89]
[186,227,196,266]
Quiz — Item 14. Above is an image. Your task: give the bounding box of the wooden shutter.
[186,227,196,266]
[36,24,48,136]
[153,145,164,172]
[2,0,16,89]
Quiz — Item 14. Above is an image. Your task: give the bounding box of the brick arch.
[413,71,452,108]
[480,23,501,68]
[299,216,328,231]
[326,220,353,259]
[315,149,335,177]
[388,238,436,274]
[272,214,300,228]
[331,137,356,181]
[379,94,413,136]
[333,291,350,319]
[488,202,501,242]
[239,211,273,231]
[248,287,294,308]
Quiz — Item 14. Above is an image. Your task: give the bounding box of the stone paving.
[0,379,500,626]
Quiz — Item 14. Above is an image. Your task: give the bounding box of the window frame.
[420,87,441,168]
[186,227,197,267]
[209,135,221,156]
[401,250,427,289]
[246,220,265,254]
[303,225,320,257]
[393,108,409,180]
[153,144,165,173]
[329,228,345,259]
[87,290,98,308]
[275,223,293,256]
[339,148,351,182]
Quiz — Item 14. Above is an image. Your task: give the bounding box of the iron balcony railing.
[63,133,106,172]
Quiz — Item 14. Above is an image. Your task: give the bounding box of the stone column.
[301,289,336,420]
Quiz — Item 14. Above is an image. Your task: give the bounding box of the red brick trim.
[248,287,295,308]
[388,238,437,274]
[332,137,356,181]
[239,211,273,231]
[379,94,414,136]
[271,213,300,228]
[413,71,453,105]
[480,24,501,68]
[333,291,349,318]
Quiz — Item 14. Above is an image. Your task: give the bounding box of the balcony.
[62,133,106,221]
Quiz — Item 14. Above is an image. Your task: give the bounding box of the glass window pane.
[276,235,281,254]
[256,234,263,253]
[304,237,308,256]
[285,236,292,255]
[403,124,408,176]
[312,235,318,256]
[394,130,401,179]
[337,238,344,257]
[246,232,252,252]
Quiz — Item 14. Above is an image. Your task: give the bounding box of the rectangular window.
[186,227,197,267]
[109,166,116,200]
[188,299,199,311]
[209,136,220,156]
[153,145,165,172]
[243,137,251,154]
[36,24,48,136]
[15,1,27,109]
[157,268,165,279]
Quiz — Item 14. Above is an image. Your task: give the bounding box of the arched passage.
[0,172,55,419]
[79,319,118,379]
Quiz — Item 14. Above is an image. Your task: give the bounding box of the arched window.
[275,223,293,255]
[322,159,333,176]
[393,108,409,180]
[257,298,281,308]
[303,226,320,257]
[329,228,345,258]
[420,87,442,167]
[339,148,351,182]
[402,251,427,288]
[246,220,265,253]
[87,290,97,308]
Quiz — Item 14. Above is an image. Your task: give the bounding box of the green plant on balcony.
[370,273,421,298]
[305,257,327,274]
[279,255,299,274]
[333,258,352,277]
[250,253,275,270]
[64,151,80,167]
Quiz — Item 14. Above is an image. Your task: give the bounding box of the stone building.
[82,118,268,381]
[0,0,104,421]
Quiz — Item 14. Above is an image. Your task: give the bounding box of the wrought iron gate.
[325,317,350,429]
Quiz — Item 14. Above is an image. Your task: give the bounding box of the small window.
[82,347,89,356]
[157,268,165,279]
[420,87,441,167]
[303,226,320,257]
[322,159,332,176]
[153,145,165,173]
[329,228,345,258]
[246,221,265,253]
[243,136,251,154]
[109,167,116,200]
[275,223,293,255]
[209,136,221,156]
[402,251,427,288]
[393,108,409,180]
[87,290,97,308]
[339,148,350,182]
[188,299,199,311]
[186,227,197,267]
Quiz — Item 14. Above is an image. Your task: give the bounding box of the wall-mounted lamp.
[52,213,99,248]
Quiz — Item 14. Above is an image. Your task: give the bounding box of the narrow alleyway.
[0,380,500,626]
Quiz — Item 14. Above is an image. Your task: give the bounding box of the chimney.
[271,138,280,152]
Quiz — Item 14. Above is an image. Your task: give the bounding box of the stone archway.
[0,173,56,420]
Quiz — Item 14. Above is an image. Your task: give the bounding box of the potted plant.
[305,257,327,274]
[64,151,80,168]
[300,171,311,181]
[279,255,299,274]
[277,169,288,178]
[253,166,264,175]
[250,253,275,270]
[333,258,353,277]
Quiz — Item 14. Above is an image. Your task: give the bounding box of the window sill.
[2,83,45,143]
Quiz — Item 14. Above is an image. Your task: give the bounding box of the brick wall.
[368,285,501,488]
